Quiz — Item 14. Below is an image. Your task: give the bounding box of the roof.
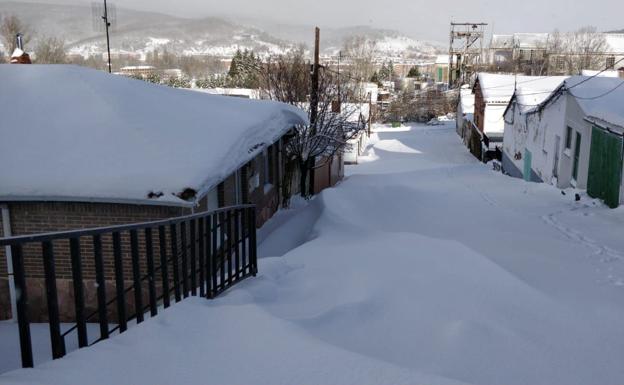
[566,76,624,129]
[490,35,514,49]
[475,73,565,104]
[605,34,624,54]
[581,70,620,78]
[0,65,308,206]
[513,33,549,49]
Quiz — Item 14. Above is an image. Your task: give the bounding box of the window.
[572,132,581,181]
[565,126,573,149]
[606,56,616,69]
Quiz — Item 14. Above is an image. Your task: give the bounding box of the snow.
[566,76,624,128]
[605,33,624,54]
[581,69,620,78]
[3,123,624,385]
[477,73,565,104]
[0,65,307,206]
[459,86,475,114]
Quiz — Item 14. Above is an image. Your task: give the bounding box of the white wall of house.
[558,96,592,189]
[484,104,508,137]
[503,94,596,190]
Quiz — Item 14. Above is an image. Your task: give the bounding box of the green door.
[523,149,532,182]
[437,67,444,82]
[587,126,623,209]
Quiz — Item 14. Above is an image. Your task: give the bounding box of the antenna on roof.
[91,1,117,73]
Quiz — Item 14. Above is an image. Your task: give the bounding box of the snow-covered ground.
[2,122,624,385]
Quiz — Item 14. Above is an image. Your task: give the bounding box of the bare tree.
[563,26,608,74]
[260,49,367,204]
[34,37,67,64]
[0,14,31,54]
[342,35,378,83]
[545,26,608,75]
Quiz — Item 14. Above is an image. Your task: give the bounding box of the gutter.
[1,204,17,322]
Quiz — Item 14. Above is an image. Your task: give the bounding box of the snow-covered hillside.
[3,123,624,385]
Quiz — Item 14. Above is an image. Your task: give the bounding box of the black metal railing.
[0,205,258,369]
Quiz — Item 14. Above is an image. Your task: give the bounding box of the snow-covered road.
[3,123,624,385]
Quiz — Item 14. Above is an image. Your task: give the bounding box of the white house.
[502,76,624,207]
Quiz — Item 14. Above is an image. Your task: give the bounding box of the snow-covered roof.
[10,48,25,58]
[513,76,569,113]
[476,73,567,105]
[581,70,620,78]
[0,65,308,206]
[605,34,624,54]
[513,33,549,49]
[490,35,514,49]
[566,76,624,129]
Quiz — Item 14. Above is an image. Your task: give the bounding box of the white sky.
[26,0,624,41]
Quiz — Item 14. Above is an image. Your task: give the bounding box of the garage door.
[587,126,623,209]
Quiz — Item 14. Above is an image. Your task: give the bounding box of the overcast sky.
[35,0,624,41]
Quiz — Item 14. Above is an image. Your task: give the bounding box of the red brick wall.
[0,201,190,321]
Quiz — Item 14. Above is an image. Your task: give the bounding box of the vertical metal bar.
[234,209,241,279]
[11,244,33,368]
[169,224,181,302]
[214,214,221,295]
[69,237,88,348]
[180,221,189,298]
[189,219,197,296]
[144,228,157,317]
[92,235,109,340]
[42,241,65,359]
[241,207,248,275]
[226,210,233,285]
[219,212,226,290]
[112,232,127,333]
[130,230,143,323]
[197,218,205,297]
[208,215,216,299]
[158,226,170,308]
[250,209,258,276]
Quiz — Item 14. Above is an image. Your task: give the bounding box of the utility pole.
[103,0,112,73]
[310,27,320,128]
[307,27,321,197]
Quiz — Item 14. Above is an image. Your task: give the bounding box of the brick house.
[0,64,308,321]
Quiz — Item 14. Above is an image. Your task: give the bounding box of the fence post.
[158,226,170,308]
[197,218,205,297]
[145,228,158,317]
[112,232,127,333]
[190,219,197,296]
[250,209,257,276]
[69,237,88,348]
[11,244,33,368]
[42,241,66,359]
[130,230,144,324]
[170,224,181,302]
[180,221,189,298]
[92,234,109,340]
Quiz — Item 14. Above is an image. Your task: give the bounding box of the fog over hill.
[0,1,443,59]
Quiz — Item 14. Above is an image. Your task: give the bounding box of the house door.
[523,149,532,182]
[553,136,560,179]
[587,127,623,209]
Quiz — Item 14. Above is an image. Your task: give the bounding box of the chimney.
[10,33,31,64]
[16,33,23,50]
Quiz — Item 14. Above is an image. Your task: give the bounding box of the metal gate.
[587,126,623,209]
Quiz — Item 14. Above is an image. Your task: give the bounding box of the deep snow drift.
[2,123,624,385]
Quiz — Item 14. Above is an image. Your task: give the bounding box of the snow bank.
[3,124,624,385]
[0,65,307,205]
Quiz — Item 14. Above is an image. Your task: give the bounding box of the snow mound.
[0,65,307,205]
